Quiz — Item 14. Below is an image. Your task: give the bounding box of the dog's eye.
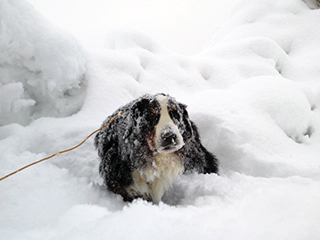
[146,107,159,123]
[170,104,177,112]
[169,104,180,120]
[151,107,159,116]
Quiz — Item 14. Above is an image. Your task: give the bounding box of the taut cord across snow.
[0,111,125,182]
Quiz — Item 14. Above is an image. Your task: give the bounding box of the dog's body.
[95,93,218,203]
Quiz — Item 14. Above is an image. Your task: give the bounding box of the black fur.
[94,93,218,202]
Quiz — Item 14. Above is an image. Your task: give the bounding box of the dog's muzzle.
[157,125,184,153]
[160,131,178,150]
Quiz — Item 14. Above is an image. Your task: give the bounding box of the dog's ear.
[95,111,134,190]
[191,121,219,174]
[183,120,219,174]
[200,144,219,174]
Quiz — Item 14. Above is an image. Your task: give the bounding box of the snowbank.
[0,0,86,126]
[1,0,320,239]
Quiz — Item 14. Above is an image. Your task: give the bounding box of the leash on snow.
[0,111,125,182]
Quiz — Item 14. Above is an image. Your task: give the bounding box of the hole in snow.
[289,126,314,144]
[304,126,314,138]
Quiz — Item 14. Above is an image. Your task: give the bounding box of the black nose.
[161,131,178,149]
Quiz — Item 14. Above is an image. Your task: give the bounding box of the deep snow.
[0,0,86,126]
[1,0,320,239]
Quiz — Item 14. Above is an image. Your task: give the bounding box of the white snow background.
[1,0,320,239]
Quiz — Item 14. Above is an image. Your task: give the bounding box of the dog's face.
[131,93,191,154]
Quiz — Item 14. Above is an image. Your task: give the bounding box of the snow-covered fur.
[94,93,218,203]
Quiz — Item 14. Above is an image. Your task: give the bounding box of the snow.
[1,0,320,239]
[27,0,239,55]
[0,0,86,126]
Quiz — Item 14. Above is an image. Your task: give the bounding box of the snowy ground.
[1,0,320,239]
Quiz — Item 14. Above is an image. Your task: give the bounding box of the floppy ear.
[199,143,219,174]
[191,121,218,174]
[182,121,219,174]
[95,111,134,195]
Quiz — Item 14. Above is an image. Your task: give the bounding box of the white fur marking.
[155,96,184,152]
[128,152,184,203]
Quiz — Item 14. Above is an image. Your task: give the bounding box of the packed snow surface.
[1,0,320,239]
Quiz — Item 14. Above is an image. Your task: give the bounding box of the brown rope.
[0,110,125,182]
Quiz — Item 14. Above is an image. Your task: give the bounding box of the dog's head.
[129,93,193,153]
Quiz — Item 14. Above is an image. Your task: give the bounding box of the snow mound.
[0,0,86,126]
[203,0,320,84]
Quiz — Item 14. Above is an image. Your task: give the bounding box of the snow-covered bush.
[0,0,86,126]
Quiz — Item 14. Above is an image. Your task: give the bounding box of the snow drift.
[1,0,320,239]
[0,0,86,126]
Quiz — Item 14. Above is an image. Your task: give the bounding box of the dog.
[94,93,218,203]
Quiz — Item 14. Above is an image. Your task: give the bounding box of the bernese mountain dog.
[95,93,218,203]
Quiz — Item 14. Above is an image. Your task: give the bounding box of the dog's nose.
[161,131,178,149]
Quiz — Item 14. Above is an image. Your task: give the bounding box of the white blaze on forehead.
[156,95,172,133]
[155,95,184,152]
